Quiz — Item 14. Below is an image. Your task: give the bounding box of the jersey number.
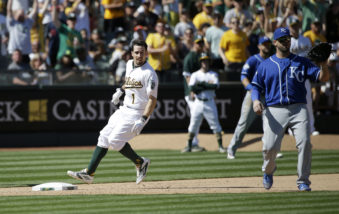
[132,93,135,104]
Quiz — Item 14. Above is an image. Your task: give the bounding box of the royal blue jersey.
[241,54,264,82]
[252,54,320,106]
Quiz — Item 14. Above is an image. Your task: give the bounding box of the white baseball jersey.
[189,70,219,100]
[97,59,158,151]
[188,69,222,134]
[123,59,159,110]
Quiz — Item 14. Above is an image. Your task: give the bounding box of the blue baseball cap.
[273,27,291,40]
[258,36,271,45]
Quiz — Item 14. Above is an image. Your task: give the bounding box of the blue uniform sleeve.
[241,57,255,81]
[304,58,321,82]
[251,63,265,101]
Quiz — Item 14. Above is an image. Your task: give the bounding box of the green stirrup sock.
[119,143,143,167]
[87,146,108,175]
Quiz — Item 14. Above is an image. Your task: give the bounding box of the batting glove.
[131,116,147,135]
[111,88,124,105]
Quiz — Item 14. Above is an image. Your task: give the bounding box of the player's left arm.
[142,95,157,118]
[317,61,330,82]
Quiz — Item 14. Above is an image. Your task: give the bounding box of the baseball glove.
[307,42,332,62]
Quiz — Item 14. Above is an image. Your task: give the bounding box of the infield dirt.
[1,133,339,196]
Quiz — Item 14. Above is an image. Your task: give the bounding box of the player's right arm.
[251,67,265,115]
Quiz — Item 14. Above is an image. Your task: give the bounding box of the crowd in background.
[0,0,339,111]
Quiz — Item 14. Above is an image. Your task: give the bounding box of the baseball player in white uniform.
[184,53,225,153]
[67,39,159,185]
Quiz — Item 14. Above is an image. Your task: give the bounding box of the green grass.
[0,149,338,187]
[1,149,339,213]
[0,192,339,214]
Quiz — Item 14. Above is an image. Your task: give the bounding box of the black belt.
[197,98,209,102]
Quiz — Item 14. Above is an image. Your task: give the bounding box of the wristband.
[142,115,148,121]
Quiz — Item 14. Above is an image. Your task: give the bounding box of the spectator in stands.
[7,0,38,64]
[177,27,194,66]
[52,0,84,62]
[205,9,227,70]
[8,49,37,85]
[150,0,163,17]
[44,21,59,68]
[303,19,327,46]
[80,28,90,52]
[101,0,125,40]
[30,53,51,85]
[0,5,9,68]
[11,0,29,12]
[192,0,213,31]
[132,25,147,42]
[64,0,90,36]
[111,45,131,84]
[174,8,196,40]
[31,0,50,55]
[164,23,180,80]
[243,18,260,56]
[135,0,159,33]
[179,0,203,20]
[299,0,328,33]
[162,0,179,27]
[224,0,252,28]
[109,36,128,66]
[91,40,110,70]
[54,49,90,85]
[146,21,176,82]
[219,17,249,80]
[74,46,97,84]
[123,1,137,40]
[74,46,96,71]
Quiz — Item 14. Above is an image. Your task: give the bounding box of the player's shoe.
[276,153,284,158]
[227,153,235,160]
[181,146,192,153]
[191,145,206,152]
[312,131,320,136]
[67,168,93,184]
[263,173,273,190]
[136,157,150,184]
[219,147,227,153]
[298,183,311,191]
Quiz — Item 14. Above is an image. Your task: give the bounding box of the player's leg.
[289,104,312,191]
[305,80,318,135]
[203,100,224,152]
[107,108,151,184]
[184,101,204,152]
[261,107,289,189]
[228,91,257,156]
[185,96,201,146]
[66,112,120,183]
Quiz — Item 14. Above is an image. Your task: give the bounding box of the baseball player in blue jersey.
[227,36,272,159]
[251,27,329,191]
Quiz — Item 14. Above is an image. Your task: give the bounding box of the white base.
[32,182,77,191]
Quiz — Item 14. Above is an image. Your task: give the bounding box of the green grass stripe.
[0,150,338,187]
[0,192,339,214]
